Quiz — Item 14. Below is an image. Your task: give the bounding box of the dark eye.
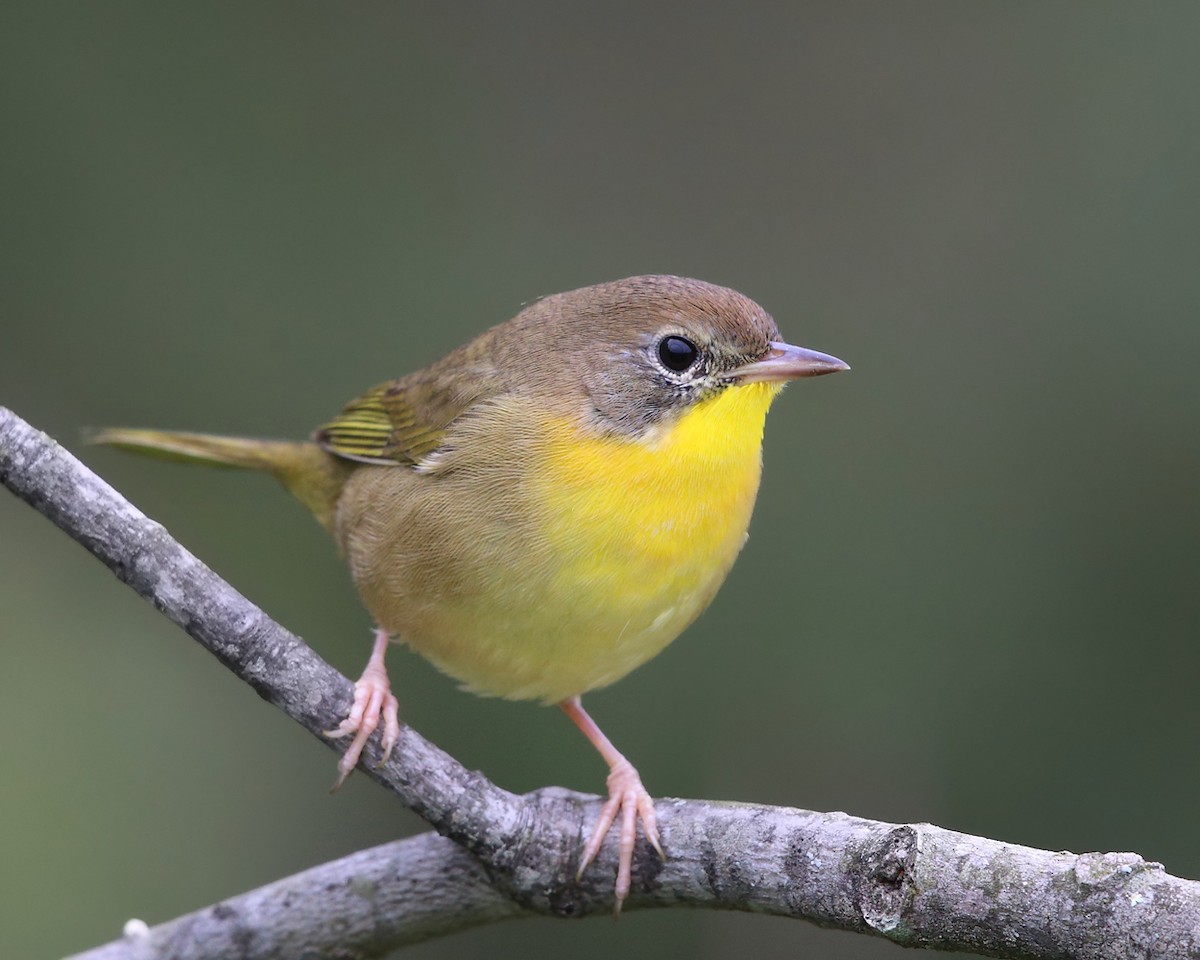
[657,335,700,373]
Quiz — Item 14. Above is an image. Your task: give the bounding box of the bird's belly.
[350,385,775,703]
[409,451,760,703]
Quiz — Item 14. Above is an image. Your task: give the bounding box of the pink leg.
[560,696,664,914]
[324,627,401,791]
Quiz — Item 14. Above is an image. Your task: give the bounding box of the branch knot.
[857,825,919,936]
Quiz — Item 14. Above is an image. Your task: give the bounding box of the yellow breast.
[351,380,783,704]
[512,379,781,700]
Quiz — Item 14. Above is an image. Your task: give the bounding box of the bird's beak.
[733,341,850,383]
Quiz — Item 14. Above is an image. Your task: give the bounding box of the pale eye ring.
[657,335,700,373]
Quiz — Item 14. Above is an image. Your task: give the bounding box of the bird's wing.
[315,364,499,467]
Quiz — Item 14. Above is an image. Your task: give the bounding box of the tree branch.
[4,405,1199,960]
[66,833,524,960]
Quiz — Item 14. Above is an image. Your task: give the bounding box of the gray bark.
[2,405,1197,959]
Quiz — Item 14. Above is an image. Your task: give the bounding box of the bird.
[94,275,848,910]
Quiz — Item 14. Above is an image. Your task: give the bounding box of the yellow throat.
[428,380,783,703]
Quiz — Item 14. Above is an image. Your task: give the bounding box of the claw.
[560,697,665,914]
[325,628,399,790]
[576,759,661,914]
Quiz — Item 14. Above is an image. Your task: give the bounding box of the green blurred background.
[3,3,1199,958]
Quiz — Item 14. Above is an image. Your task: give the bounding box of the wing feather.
[315,358,502,467]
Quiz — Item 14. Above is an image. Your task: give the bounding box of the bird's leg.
[559,696,664,914]
[325,627,400,791]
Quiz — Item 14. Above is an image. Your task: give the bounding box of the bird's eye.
[657,335,700,373]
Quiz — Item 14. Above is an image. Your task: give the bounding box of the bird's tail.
[90,428,351,531]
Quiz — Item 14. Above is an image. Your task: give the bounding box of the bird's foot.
[577,757,664,915]
[324,629,399,791]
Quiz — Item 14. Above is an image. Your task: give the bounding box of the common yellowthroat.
[96,275,848,908]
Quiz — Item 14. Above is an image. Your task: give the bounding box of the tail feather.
[90,428,294,470]
[91,428,351,531]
